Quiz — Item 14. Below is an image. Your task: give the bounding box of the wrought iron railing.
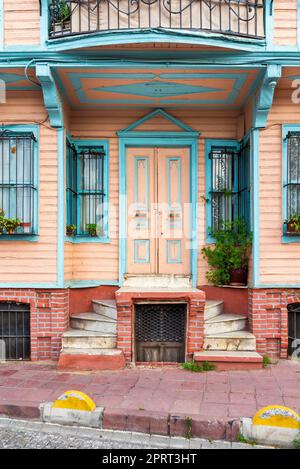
[48,0,265,40]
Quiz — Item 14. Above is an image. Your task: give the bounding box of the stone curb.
[0,402,240,441]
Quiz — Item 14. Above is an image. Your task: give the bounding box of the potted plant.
[4,218,21,235]
[285,214,300,233]
[20,221,31,233]
[202,219,252,286]
[86,223,97,237]
[51,0,71,34]
[66,224,76,236]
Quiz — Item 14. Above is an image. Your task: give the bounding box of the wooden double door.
[126,147,191,275]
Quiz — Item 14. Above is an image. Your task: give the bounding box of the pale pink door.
[126,147,190,275]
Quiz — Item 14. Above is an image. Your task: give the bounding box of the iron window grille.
[285,132,300,223]
[0,302,30,360]
[66,140,107,237]
[209,143,250,233]
[48,0,265,41]
[0,131,37,236]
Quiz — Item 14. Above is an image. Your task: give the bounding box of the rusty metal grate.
[0,302,30,360]
[135,303,186,362]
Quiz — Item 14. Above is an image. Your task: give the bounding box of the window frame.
[205,139,240,243]
[0,124,39,242]
[65,138,110,244]
[282,124,300,243]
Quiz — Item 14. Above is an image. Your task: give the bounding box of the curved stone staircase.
[58,300,125,371]
[194,300,263,370]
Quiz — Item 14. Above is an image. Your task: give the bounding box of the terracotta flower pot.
[287,222,300,233]
[229,268,248,286]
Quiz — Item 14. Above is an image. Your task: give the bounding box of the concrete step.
[58,349,125,371]
[204,300,224,320]
[92,299,117,320]
[62,329,116,350]
[123,274,192,288]
[205,313,247,335]
[204,331,256,352]
[70,312,117,334]
[194,351,263,371]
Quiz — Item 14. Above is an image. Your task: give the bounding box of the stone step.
[92,299,117,320]
[123,274,192,288]
[194,351,263,371]
[58,349,125,371]
[204,331,256,352]
[70,312,117,334]
[204,300,224,320]
[205,313,247,335]
[62,329,116,350]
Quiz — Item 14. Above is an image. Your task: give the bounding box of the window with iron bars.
[207,141,250,236]
[66,139,108,238]
[285,132,300,225]
[0,129,37,236]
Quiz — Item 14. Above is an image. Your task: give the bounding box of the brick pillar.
[116,298,133,363]
[0,288,69,361]
[248,288,298,359]
[187,298,205,359]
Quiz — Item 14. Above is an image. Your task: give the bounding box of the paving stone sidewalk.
[0,417,272,449]
[0,360,299,440]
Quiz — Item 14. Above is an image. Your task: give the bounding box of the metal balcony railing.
[48,0,265,40]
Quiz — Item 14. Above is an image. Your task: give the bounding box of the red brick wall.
[0,289,69,360]
[248,288,299,359]
[115,290,206,363]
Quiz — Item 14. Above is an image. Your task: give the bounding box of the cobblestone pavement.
[0,418,271,449]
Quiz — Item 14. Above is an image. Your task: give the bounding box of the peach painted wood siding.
[0,91,58,283]
[3,0,40,47]
[68,108,240,285]
[259,68,300,285]
[274,0,298,47]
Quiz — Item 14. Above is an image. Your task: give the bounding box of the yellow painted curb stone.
[253,406,300,429]
[52,390,96,412]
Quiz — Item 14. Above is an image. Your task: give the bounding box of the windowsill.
[65,235,110,244]
[0,234,38,242]
[282,233,300,243]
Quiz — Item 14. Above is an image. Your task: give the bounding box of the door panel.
[126,147,190,275]
[157,148,190,274]
[127,148,156,274]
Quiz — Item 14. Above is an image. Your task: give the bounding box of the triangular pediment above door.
[118,108,199,137]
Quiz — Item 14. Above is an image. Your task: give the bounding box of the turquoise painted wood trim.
[253,64,281,128]
[167,157,182,207]
[251,128,260,287]
[265,0,274,51]
[134,157,149,210]
[45,29,266,53]
[205,139,239,244]
[167,240,182,264]
[57,127,65,288]
[134,240,150,264]
[65,236,111,244]
[0,0,3,51]
[0,124,39,237]
[0,282,62,288]
[282,124,300,239]
[119,108,199,135]
[253,283,300,289]
[72,138,110,241]
[36,63,64,127]
[119,136,198,287]
[65,280,119,288]
[40,0,49,50]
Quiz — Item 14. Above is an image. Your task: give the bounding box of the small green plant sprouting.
[284,213,300,233]
[181,360,216,373]
[293,431,300,449]
[66,224,76,236]
[185,417,193,440]
[262,356,272,368]
[237,433,257,446]
[4,217,21,234]
[86,223,97,237]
